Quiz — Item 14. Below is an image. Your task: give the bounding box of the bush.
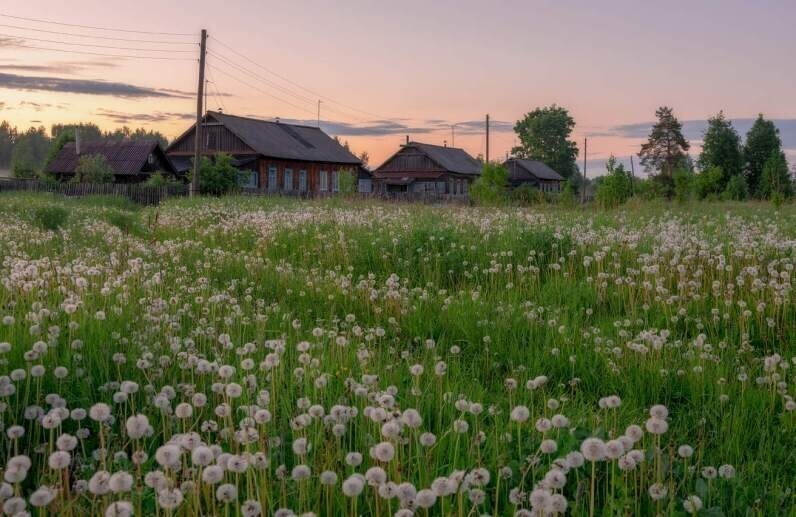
[32,205,68,231]
[145,172,182,188]
[595,156,633,208]
[722,174,749,201]
[196,153,238,195]
[73,154,114,183]
[338,168,358,196]
[470,162,508,205]
[759,152,792,200]
[510,183,539,204]
[672,169,693,203]
[693,166,724,200]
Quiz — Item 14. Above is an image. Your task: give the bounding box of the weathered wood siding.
[377,147,444,173]
[168,124,255,155]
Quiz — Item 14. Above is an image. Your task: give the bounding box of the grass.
[0,193,793,516]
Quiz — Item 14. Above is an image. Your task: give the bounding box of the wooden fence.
[0,178,188,205]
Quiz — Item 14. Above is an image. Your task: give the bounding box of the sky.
[0,0,795,175]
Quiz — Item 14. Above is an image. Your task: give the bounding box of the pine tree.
[698,111,743,187]
[638,106,690,179]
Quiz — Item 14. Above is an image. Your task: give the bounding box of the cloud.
[0,72,189,98]
[251,116,514,138]
[0,101,5,110]
[0,37,23,48]
[96,108,195,124]
[606,118,796,150]
[0,60,118,75]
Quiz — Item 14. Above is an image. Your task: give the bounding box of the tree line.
[0,120,168,180]
[471,104,793,206]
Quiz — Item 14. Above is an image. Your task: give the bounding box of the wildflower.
[510,405,530,423]
[683,495,703,513]
[580,438,606,462]
[342,475,365,497]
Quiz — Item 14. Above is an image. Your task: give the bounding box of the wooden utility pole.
[190,28,207,198]
[485,114,490,163]
[581,137,587,204]
[630,155,636,196]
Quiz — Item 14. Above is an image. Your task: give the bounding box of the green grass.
[0,193,793,516]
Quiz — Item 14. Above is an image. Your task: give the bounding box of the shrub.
[672,169,693,202]
[759,151,792,200]
[32,205,68,231]
[693,166,724,200]
[144,172,182,188]
[510,183,539,204]
[73,154,114,183]
[595,156,633,208]
[470,162,508,205]
[338,168,358,196]
[196,153,238,196]
[722,174,749,201]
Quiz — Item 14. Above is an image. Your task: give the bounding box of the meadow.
[0,193,793,516]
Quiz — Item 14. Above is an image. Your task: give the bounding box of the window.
[147,154,155,165]
[238,170,257,189]
[299,170,307,192]
[268,166,278,191]
[284,169,293,191]
[358,178,372,193]
[206,131,217,150]
[319,170,328,192]
[332,170,339,192]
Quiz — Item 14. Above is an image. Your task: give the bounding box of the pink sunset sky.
[0,0,794,174]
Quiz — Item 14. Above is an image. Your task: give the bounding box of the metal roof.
[46,139,175,176]
[505,158,565,181]
[206,111,362,164]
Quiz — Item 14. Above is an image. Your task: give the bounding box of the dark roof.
[505,158,565,181]
[408,142,481,175]
[203,111,361,164]
[46,140,175,176]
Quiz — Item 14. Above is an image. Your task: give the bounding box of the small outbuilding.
[46,139,177,183]
[373,141,481,195]
[503,158,565,192]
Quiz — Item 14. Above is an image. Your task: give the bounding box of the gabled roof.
[46,139,175,176]
[505,158,565,181]
[375,141,482,176]
[410,142,482,175]
[180,111,362,164]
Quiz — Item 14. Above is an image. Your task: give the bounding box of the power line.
[207,63,316,116]
[207,50,317,107]
[205,66,227,112]
[0,23,198,44]
[209,36,389,121]
[0,32,196,52]
[8,43,195,60]
[208,48,373,124]
[0,12,193,36]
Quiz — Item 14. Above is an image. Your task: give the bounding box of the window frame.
[319,170,328,192]
[284,168,293,191]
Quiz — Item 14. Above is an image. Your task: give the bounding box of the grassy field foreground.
[0,193,793,516]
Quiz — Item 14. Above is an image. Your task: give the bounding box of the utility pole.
[317,100,322,128]
[581,137,587,204]
[630,155,636,196]
[485,114,490,163]
[191,28,207,198]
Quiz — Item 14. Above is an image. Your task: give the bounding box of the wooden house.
[503,158,565,192]
[166,111,367,193]
[372,141,481,195]
[45,139,177,183]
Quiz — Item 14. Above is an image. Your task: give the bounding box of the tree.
[512,105,579,179]
[595,156,633,208]
[357,151,370,168]
[51,122,102,141]
[196,153,238,195]
[638,106,690,181]
[470,162,508,205]
[759,151,792,200]
[723,174,749,201]
[10,126,50,179]
[744,115,783,196]
[73,154,114,183]
[0,120,17,168]
[698,111,743,188]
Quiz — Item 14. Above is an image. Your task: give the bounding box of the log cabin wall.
[256,159,358,193]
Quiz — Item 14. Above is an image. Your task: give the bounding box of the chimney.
[75,126,81,156]
[443,140,447,148]
[275,117,280,124]
[405,135,409,145]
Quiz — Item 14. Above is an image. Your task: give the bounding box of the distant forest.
[0,121,167,177]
